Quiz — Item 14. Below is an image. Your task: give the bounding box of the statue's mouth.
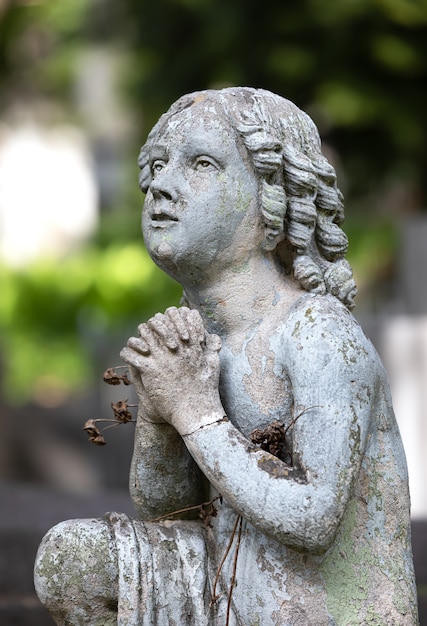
[151,212,178,226]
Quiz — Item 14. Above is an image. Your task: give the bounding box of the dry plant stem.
[149,496,222,523]
[102,421,136,432]
[210,514,241,607]
[285,406,320,465]
[226,515,243,626]
[284,405,320,435]
[88,419,136,431]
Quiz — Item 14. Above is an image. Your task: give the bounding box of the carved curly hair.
[138,88,357,309]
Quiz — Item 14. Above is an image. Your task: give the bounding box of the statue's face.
[142,103,260,282]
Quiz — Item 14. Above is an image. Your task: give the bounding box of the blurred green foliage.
[0,0,426,402]
[0,245,182,403]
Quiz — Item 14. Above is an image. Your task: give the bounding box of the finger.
[205,332,222,352]
[189,308,206,344]
[127,364,145,394]
[147,313,178,350]
[165,306,190,342]
[180,307,205,345]
[137,323,158,351]
[128,364,142,384]
[120,346,147,370]
[127,336,151,355]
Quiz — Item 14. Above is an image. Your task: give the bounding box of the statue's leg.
[34,518,119,626]
[35,513,210,625]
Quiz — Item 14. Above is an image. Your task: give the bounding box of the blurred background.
[0,0,426,623]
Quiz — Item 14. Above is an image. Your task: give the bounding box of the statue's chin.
[155,242,174,260]
[151,242,180,275]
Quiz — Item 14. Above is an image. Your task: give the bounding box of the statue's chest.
[218,334,293,437]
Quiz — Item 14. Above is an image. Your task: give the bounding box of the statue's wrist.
[137,412,170,427]
[176,409,228,437]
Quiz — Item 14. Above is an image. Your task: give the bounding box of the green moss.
[292,320,301,337]
[304,307,315,323]
[337,339,358,365]
[319,500,371,624]
[361,608,384,626]
[319,487,415,624]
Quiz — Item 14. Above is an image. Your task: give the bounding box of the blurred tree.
[1,0,426,206]
[122,0,427,209]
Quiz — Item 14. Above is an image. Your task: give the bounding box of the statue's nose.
[150,170,178,203]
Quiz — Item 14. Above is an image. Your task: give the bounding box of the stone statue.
[34,88,419,625]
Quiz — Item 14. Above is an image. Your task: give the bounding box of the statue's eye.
[151,160,166,175]
[195,157,217,171]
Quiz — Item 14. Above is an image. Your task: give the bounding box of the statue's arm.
[120,308,219,520]
[125,348,208,520]
[182,308,376,552]
[129,410,208,520]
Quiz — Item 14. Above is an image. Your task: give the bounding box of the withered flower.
[250,420,286,458]
[90,434,106,446]
[111,399,133,423]
[83,419,106,445]
[103,368,122,385]
[83,418,100,437]
[103,367,132,386]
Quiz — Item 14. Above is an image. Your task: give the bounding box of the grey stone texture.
[34,88,419,624]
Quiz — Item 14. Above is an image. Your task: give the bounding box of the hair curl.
[138,88,357,309]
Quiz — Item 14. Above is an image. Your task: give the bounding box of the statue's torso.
[206,295,418,625]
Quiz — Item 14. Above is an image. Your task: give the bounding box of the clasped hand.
[120,307,225,435]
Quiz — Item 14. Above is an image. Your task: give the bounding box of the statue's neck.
[182,254,300,337]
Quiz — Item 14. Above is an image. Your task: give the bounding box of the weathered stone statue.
[34,88,419,625]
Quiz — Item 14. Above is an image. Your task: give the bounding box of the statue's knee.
[35,519,72,610]
[34,518,118,622]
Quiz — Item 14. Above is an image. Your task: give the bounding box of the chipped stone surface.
[34,88,419,624]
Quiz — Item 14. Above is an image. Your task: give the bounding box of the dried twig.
[150,495,222,524]
[226,515,243,626]
[210,514,241,608]
[283,405,320,435]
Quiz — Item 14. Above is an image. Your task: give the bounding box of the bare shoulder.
[274,293,384,381]
[284,293,371,345]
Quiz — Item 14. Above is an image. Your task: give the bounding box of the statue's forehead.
[157,101,230,136]
[151,103,237,153]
